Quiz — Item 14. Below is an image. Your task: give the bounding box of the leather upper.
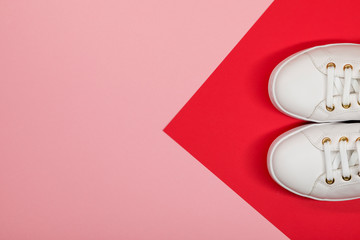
[271,43,360,122]
[269,123,360,200]
[274,53,325,119]
[308,44,360,79]
[271,130,323,195]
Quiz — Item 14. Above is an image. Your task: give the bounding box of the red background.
[165,0,360,239]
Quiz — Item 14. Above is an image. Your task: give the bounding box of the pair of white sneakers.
[268,43,360,201]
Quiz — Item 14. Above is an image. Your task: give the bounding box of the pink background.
[0,0,286,239]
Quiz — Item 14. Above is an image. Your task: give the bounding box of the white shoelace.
[326,63,360,111]
[323,137,360,184]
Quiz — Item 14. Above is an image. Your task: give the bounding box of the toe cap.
[271,53,326,119]
[269,130,324,195]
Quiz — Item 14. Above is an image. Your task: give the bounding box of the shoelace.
[326,63,360,111]
[322,136,360,184]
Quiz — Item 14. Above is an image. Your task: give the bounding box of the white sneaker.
[269,43,360,122]
[268,123,360,201]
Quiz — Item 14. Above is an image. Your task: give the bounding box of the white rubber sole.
[267,123,360,201]
[268,43,360,123]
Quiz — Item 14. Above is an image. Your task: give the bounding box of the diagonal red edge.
[163,0,360,239]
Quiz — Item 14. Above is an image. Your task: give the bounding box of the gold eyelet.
[342,103,351,109]
[322,137,331,145]
[326,178,335,184]
[326,105,335,112]
[342,175,352,181]
[326,62,336,68]
[356,137,360,142]
[339,136,349,142]
[358,101,360,106]
[343,64,353,70]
